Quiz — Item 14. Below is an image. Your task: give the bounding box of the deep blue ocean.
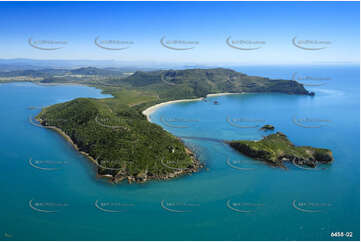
[0,65,359,241]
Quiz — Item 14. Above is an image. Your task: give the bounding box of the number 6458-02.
[330,232,353,238]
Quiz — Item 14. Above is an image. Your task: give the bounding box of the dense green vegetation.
[37,97,199,183]
[119,68,313,99]
[35,67,314,182]
[228,132,333,168]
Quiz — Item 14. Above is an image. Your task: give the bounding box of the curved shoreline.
[34,92,242,184]
[34,116,203,184]
[142,92,242,121]
[33,116,120,181]
[34,117,100,166]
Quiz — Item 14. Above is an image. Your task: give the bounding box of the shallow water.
[0,65,359,241]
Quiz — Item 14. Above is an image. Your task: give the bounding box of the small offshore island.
[28,67,321,183]
[260,124,275,131]
[228,132,333,168]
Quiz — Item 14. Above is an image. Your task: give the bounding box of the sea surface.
[0,65,359,241]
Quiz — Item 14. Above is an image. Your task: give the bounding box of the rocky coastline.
[34,116,203,184]
[228,132,333,169]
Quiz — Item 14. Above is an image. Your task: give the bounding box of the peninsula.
[34,68,315,183]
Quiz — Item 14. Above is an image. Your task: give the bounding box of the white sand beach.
[206,92,242,97]
[142,92,243,121]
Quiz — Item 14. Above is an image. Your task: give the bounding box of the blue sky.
[0,1,359,65]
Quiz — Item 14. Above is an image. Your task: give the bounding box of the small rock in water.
[260,124,275,131]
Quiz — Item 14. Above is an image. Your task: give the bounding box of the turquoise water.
[0,65,359,241]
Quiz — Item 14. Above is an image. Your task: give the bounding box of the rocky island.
[228,132,333,168]
[34,68,315,183]
[260,124,275,131]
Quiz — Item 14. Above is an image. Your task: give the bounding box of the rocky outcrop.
[111,159,204,184]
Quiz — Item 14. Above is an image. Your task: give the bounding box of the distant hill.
[0,67,313,99]
[0,68,68,77]
[120,68,312,99]
[69,67,124,76]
